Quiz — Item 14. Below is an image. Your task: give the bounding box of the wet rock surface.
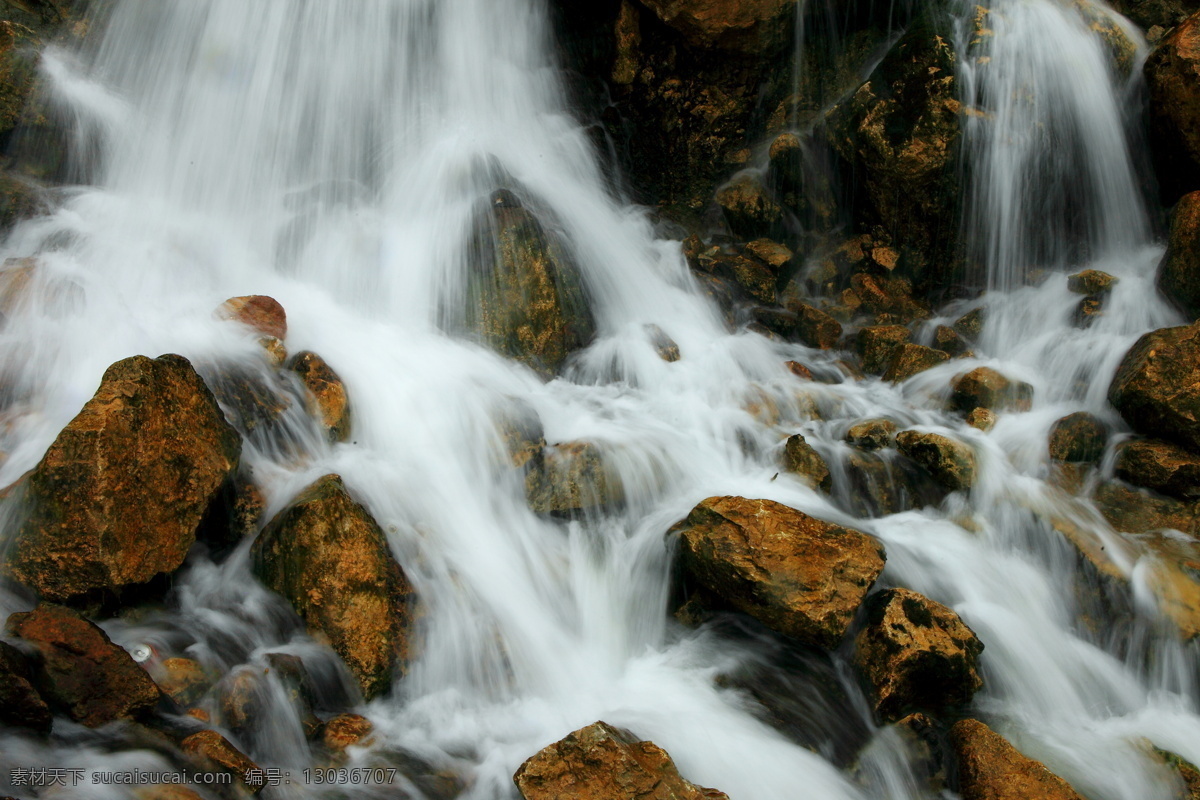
[950,367,1033,414]
[950,718,1087,800]
[1146,11,1200,201]
[216,295,288,340]
[1109,321,1200,449]
[782,433,831,491]
[1161,191,1200,319]
[883,344,950,383]
[287,350,352,443]
[1048,412,1108,463]
[0,639,52,734]
[856,325,911,374]
[896,431,976,491]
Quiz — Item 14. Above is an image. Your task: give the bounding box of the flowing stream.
[0,0,1198,799]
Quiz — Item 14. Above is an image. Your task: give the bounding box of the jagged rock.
[671,496,885,648]
[216,295,287,340]
[953,308,985,341]
[950,719,1087,800]
[528,441,624,516]
[1048,412,1108,463]
[133,787,206,800]
[646,324,681,362]
[1109,321,1200,450]
[207,363,291,439]
[966,408,996,432]
[883,344,950,383]
[322,713,375,751]
[251,474,417,700]
[749,307,798,338]
[743,238,793,272]
[0,639,51,733]
[154,658,210,707]
[635,0,793,52]
[933,325,970,357]
[707,251,777,304]
[1115,439,1200,499]
[6,604,161,727]
[466,191,595,374]
[790,303,842,349]
[854,588,984,722]
[1160,191,1200,319]
[1066,269,1117,296]
[950,367,1033,413]
[782,434,831,491]
[715,173,783,240]
[180,730,262,794]
[513,720,729,800]
[1111,0,1200,32]
[1146,12,1200,201]
[846,419,897,451]
[896,431,976,491]
[849,273,930,324]
[4,354,241,603]
[286,350,351,442]
[856,325,911,374]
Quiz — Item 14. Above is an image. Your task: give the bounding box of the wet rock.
[950,367,1034,414]
[671,496,886,648]
[646,324,681,362]
[528,441,624,516]
[748,306,798,338]
[849,273,930,324]
[896,431,976,491]
[744,238,793,271]
[1093,481,1200,535]
[154,658,210,708]
[1108,321,1200,450]
[207,364,291,439]
[846,419,898,451]
[966,408,996,432]
[933,325,970,357]
[1111,0,1200,32]
[883,344,950,383]
[1146,12,1200,202]
[854,588,984,722]
[287,351,352,443]
[133,787,206,800]
[216,295,287,341]
[635,0,793,53]
[1159,191,1200,319]
[1048,412,1108,463]
[1066,269,1117,296]
[466,193,595,374]
[790,303,842,349]
[953,308,985,342]
[708,250,778,304]
[785,360,814,380]
[843,451,921,517]
[251,474,417,700]
[1154,747,1200,800]
[716,172,782,241]
[0,639,52,734]
[180,730,262,794]
[0,171,45,234]
[4,354,241,603]
[950,718,1087,800]
[322,713,375,751]
[217,654,319,737]
[782,434,831,491]
[856,325,911,374]
[513,720,729,800]
[6,604,161,727]
[1115,439,1200,499]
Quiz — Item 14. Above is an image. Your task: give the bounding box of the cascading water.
[0,1,1197,800]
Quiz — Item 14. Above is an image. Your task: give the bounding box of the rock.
[849,273,930,324]
[322,713,375,751]
[853,588,984,722]
[715,172,783,240]
[1146,12,1200,202]
[646,324,681,362]
[0,171,45,234]
[1094,481,1200,535]
[466,191,595,374]
[4,354,241,603]
[896,431,976,491]
[0,639,51,734]
[883,344,950,383]
[1066,269,1117,296]
[950,368,1034,413]
[953,308,985,341]
[635,0,793,53]
[1108,321,1200,450]
[950,718,1087,800]
[785,360,814,380]
[1160,191,1200,319]
[180,730,262,794]
[790,303,843,349]
[1115,439,1200,499]
[251,474,417,700]
[207,364,291,439]
[842,451,932,517]
[1048,412,1108,463]
[287,351,352,443]
[528,441,624,516]
[1153,748,1200,800]
[1111,0,1200,31]
[513,720,729,800]
[846,419,897,451]
[933,325,970,357]
[707,251,778,304]
[133,787,206,800]
[671,496,885,648]
[782,434,831,491]
[216,295,287,340]
[856,325,911,374]
[6,604,160,727]
[743,238,793,272]
[154,658,210,707]
[966,408,996,432]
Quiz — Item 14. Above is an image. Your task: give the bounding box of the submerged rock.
[251,474,417,700]
[287,350,352,443]
[896,431,976,492]
[528,441,625,516]
[5,354,241,603]
[950,718,1087,800]
[1160,191,1200,319]
[513,720,729,800]
[180,730,262,794]
[854,588,984,722]
[1066,269,1117,296]
[1109,321,1200,450]
[782,433,831,491]
[671,496,885,648]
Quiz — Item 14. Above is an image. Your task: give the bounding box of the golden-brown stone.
[287,350,352,443]
[950,719,1086,800]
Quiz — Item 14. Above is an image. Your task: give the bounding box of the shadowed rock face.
[513,720,729,800]
[896,431,976,491]
[636,0,793,52]
[286,350,352,442]
[251,474,417,700]
[1109,321,1200,450]
[5,354,241,603]
[671,496,886,649]
[950,718,1087,800]
[0,639,52,733]
[1146,12,1200,202]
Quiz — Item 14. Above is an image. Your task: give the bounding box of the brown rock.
[846,419,897,451]
[287,351,352,443]
[953,308,985,341]
[966,408,996,432]
[950,367,1034,413]
[791,303,842,349]
[155,658,210,707]
[646,324,681,362]
[1066,269,1117,296]
[6,604,160,727]
[933,325,970,357]
[671,496,886,648]
[1115,438,1200,499]
[950,718,1087,800]
[180,730,262,794]
[513,720,729,800]
[1094,481,1200,535]
[0,639,52,733]
[5,354,241,603]
[528,441,624,516]
[708,251,777,304]
[856,325,911,374]
[1048,412,1108,463]
[322,713,375,751]
[251,474,417,700]
[216,295,287,340]
[1146,12,1200,202]
[1108,321,1200,450]
[896,431,976,491]
[1154,748,1200,800]
[782,434,831,491]
[743,238,793,271]
[854,588,984,722]
[1161,191,1200,319]
[715,173,782,240]
[133,787,207,800]
[785,360,814,380]
[883,344,950,383]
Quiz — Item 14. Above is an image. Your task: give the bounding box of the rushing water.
[0,1,1198,799]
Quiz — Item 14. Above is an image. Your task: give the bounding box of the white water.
[0,1,1197,799]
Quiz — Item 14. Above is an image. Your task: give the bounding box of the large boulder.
[1108,321,1200,450]
[853,588,984,722]
[4,354,241,603]
[251,474,417,700]
[671,496,886,648]
[513,721,728,800]
[950,719,1087,800]
[1159,191,1200,318]
[6,604,161,727]
[1146,12,1200,202]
